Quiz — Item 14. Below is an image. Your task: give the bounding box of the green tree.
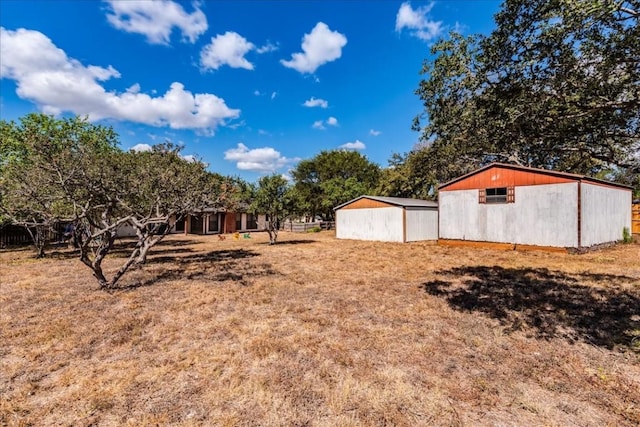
[0,114,115,257]
[408,0,639,190]
[376,152,439,200]
[0,114,221,289]
[250,174,291,245]
[291,150,381,220]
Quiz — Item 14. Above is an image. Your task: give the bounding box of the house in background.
[334,195,438,242]
[438,163,632,250]
[173,209,266,235]
[114,208,266,238]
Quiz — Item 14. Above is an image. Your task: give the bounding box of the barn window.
[480,187,514,204]
[486,187,508,203]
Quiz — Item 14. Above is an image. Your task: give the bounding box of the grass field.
[1,231,639,426]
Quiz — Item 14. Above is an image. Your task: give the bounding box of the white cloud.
[0,27,239,133]
[256,42,278,54]
[452,21,467,34]
[271,91,277,100]
[224,142,294,173]
[281,22,347,73]
[130,143,153,152]
[254,90,261,96]
[312,116,338,130]
[227,120,246,130]
[200,31,255,70]
[104,0,207,45]
[303,97,328,108]
[369,129,381,136]
[127,83,141,93]
[395,2,443,41]
[181,154,197,163]
[340,140,366,150]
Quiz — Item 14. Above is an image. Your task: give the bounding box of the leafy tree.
[376,152,438,200]
[408,0,639,191]
[0,114,221,289]
[222,175,256,212]
[74,144,224,288]
[250,174,291,244]
[0,114,112,257]
[291,150,381,220]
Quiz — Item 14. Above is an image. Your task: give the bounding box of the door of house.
[190,215,204,234]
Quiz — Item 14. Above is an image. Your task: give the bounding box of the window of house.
[208,214,219,233]
[174,218,185,232]
[246,213,258,230]
[479,187,515,204]
[235,213,242,230]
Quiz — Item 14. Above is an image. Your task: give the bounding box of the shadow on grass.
[47,238,199,260]
[421,266,640,351]
[121,249,275,290]
[145,248,259,265]
[260,240,316,246]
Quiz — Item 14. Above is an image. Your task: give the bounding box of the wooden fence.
[0,225,32,247]
[633,203,640,234]
[282,221,335,233]
[0,223,67,248]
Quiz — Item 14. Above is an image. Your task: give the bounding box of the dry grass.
[1,231,639,426]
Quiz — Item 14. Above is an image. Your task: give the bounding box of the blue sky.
[1,0,501,181]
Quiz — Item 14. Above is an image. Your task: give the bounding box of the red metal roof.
[439,163,632,191]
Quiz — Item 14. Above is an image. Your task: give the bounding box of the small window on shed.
[486,187,508,204]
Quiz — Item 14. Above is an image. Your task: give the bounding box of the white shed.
[334,196,438,242]
[438,163,633,250]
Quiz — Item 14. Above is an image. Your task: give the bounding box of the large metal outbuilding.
[438,163,633,250]
[335,196,438,242]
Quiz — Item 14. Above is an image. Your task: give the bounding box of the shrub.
[622,227,633,244]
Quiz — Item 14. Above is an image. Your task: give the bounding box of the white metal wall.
[336,207,404,242]
[405,208,438,241]
[439,183,579,247]
[580,183,632,247]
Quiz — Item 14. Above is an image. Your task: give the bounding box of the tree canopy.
[397,0,639,197]
[0,113,225,289]
[290,150,381,220]
[250,174,292,244]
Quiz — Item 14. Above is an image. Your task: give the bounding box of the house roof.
[334,195,438,210]
[439,162,633,191]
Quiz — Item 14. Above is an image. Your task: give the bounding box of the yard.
[1,231,639,426]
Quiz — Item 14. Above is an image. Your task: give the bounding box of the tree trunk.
[267,222,278,244]
[24,225,47,258]
[93,267,110,290]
